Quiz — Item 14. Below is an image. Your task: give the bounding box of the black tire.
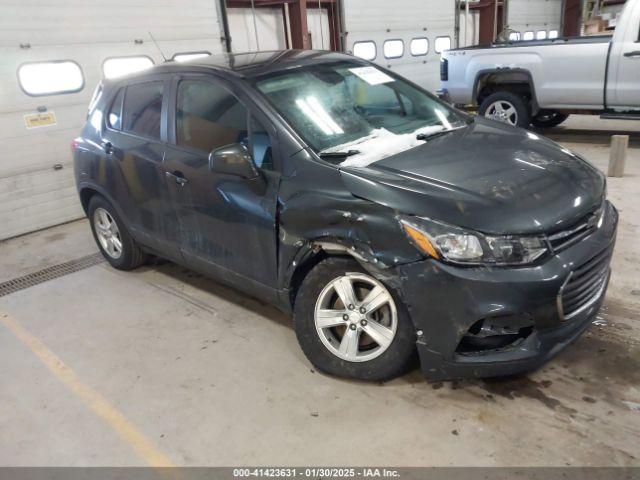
[293,257,417,381]
[88,195,146,270]
[479,91,531,128]
[531,110,569,128]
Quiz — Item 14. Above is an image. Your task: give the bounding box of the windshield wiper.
[319,149,361,159]
[416,125,467,141]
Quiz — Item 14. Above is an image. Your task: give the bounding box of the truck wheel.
[479,92,530,128]
[88,195,147,270]
[293,257,417,381]
[531,110,569,128]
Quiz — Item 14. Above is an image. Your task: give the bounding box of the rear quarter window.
[122,82,163,139]
[107,88,125,130]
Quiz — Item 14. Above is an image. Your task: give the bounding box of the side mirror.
[208,143,259,179]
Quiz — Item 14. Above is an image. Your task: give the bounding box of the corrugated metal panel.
[507,0,562,34]
[227,7,287,52]
[343,0,455,91]
[0,0,225,240]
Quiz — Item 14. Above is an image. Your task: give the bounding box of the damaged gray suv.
[73,50,617,381]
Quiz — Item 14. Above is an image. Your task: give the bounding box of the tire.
[293,257,416,381]
[531,110,569,128]
[88,195,147,270]
[479,91,530,128]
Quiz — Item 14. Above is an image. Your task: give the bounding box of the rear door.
[163,74,280,287]
[607,0,640,110]
[101,77,181,256]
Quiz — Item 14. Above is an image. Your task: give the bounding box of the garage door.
[343,0,455,92]
[227,7,288,52]
[0,0,225,240]
[507,0,562,40]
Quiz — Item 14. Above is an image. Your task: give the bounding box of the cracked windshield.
[255,61,467,167]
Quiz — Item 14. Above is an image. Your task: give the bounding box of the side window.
[176,80,248,153]
[536,30,547,40]
[508,31,522,41]
[523,31,534,41]
[549,30,559,39]
[122,82,163,139]
[250,116,274,170]
[107,88,124,130]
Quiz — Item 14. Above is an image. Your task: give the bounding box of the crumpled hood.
[339,118,605,234]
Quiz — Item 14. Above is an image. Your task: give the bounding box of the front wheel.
[293,257,416,381]
[479,91,531,128]
[531,110,569,128]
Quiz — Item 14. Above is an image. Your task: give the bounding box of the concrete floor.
[0,115,639,467]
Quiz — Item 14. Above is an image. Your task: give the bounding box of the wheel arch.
[473,68,540,114]
[77,182,132,227]
[286,240,393,309]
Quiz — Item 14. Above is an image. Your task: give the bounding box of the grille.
[548,206,602,252]
[557,247,611,321]
[0,253,104,298]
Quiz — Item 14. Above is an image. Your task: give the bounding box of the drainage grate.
[0,253,104,297]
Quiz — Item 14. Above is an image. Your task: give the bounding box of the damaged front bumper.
[396,201,618,381]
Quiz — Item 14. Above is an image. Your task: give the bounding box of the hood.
[339,118,605,234]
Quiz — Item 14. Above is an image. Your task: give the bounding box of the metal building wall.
[0,0,225,240]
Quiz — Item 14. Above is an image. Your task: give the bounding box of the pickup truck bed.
[439,0,640,128]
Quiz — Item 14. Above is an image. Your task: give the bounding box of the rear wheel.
[294,257,416,381]
[479,91,530,128]
[531,110,569,128]
[88,195,146,270]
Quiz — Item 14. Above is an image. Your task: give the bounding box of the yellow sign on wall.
[24,112,57,129]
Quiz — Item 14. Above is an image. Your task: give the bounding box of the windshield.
[254,60,467,166]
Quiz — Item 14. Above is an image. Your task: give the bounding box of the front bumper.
[397,201,618,381]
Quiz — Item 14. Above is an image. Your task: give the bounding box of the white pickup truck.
[439,0,640,128]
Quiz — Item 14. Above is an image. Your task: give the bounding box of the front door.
[163,75,280,287]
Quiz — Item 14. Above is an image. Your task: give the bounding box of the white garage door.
[0,0,225,240]
[227,7,288,52]
[343,0,455,92]
[508,0,562,40]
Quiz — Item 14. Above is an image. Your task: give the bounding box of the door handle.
[165,170,189,186]
[623,50,640,57]
[102,141,114,155]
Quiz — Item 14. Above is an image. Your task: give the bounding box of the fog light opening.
[456,316,534,355]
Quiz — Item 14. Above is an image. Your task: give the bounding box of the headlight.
[399,216,548,266]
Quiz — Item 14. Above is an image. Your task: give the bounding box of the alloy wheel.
[93,207,123,259]
[314,273,398,362]
[485,100,518,126]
